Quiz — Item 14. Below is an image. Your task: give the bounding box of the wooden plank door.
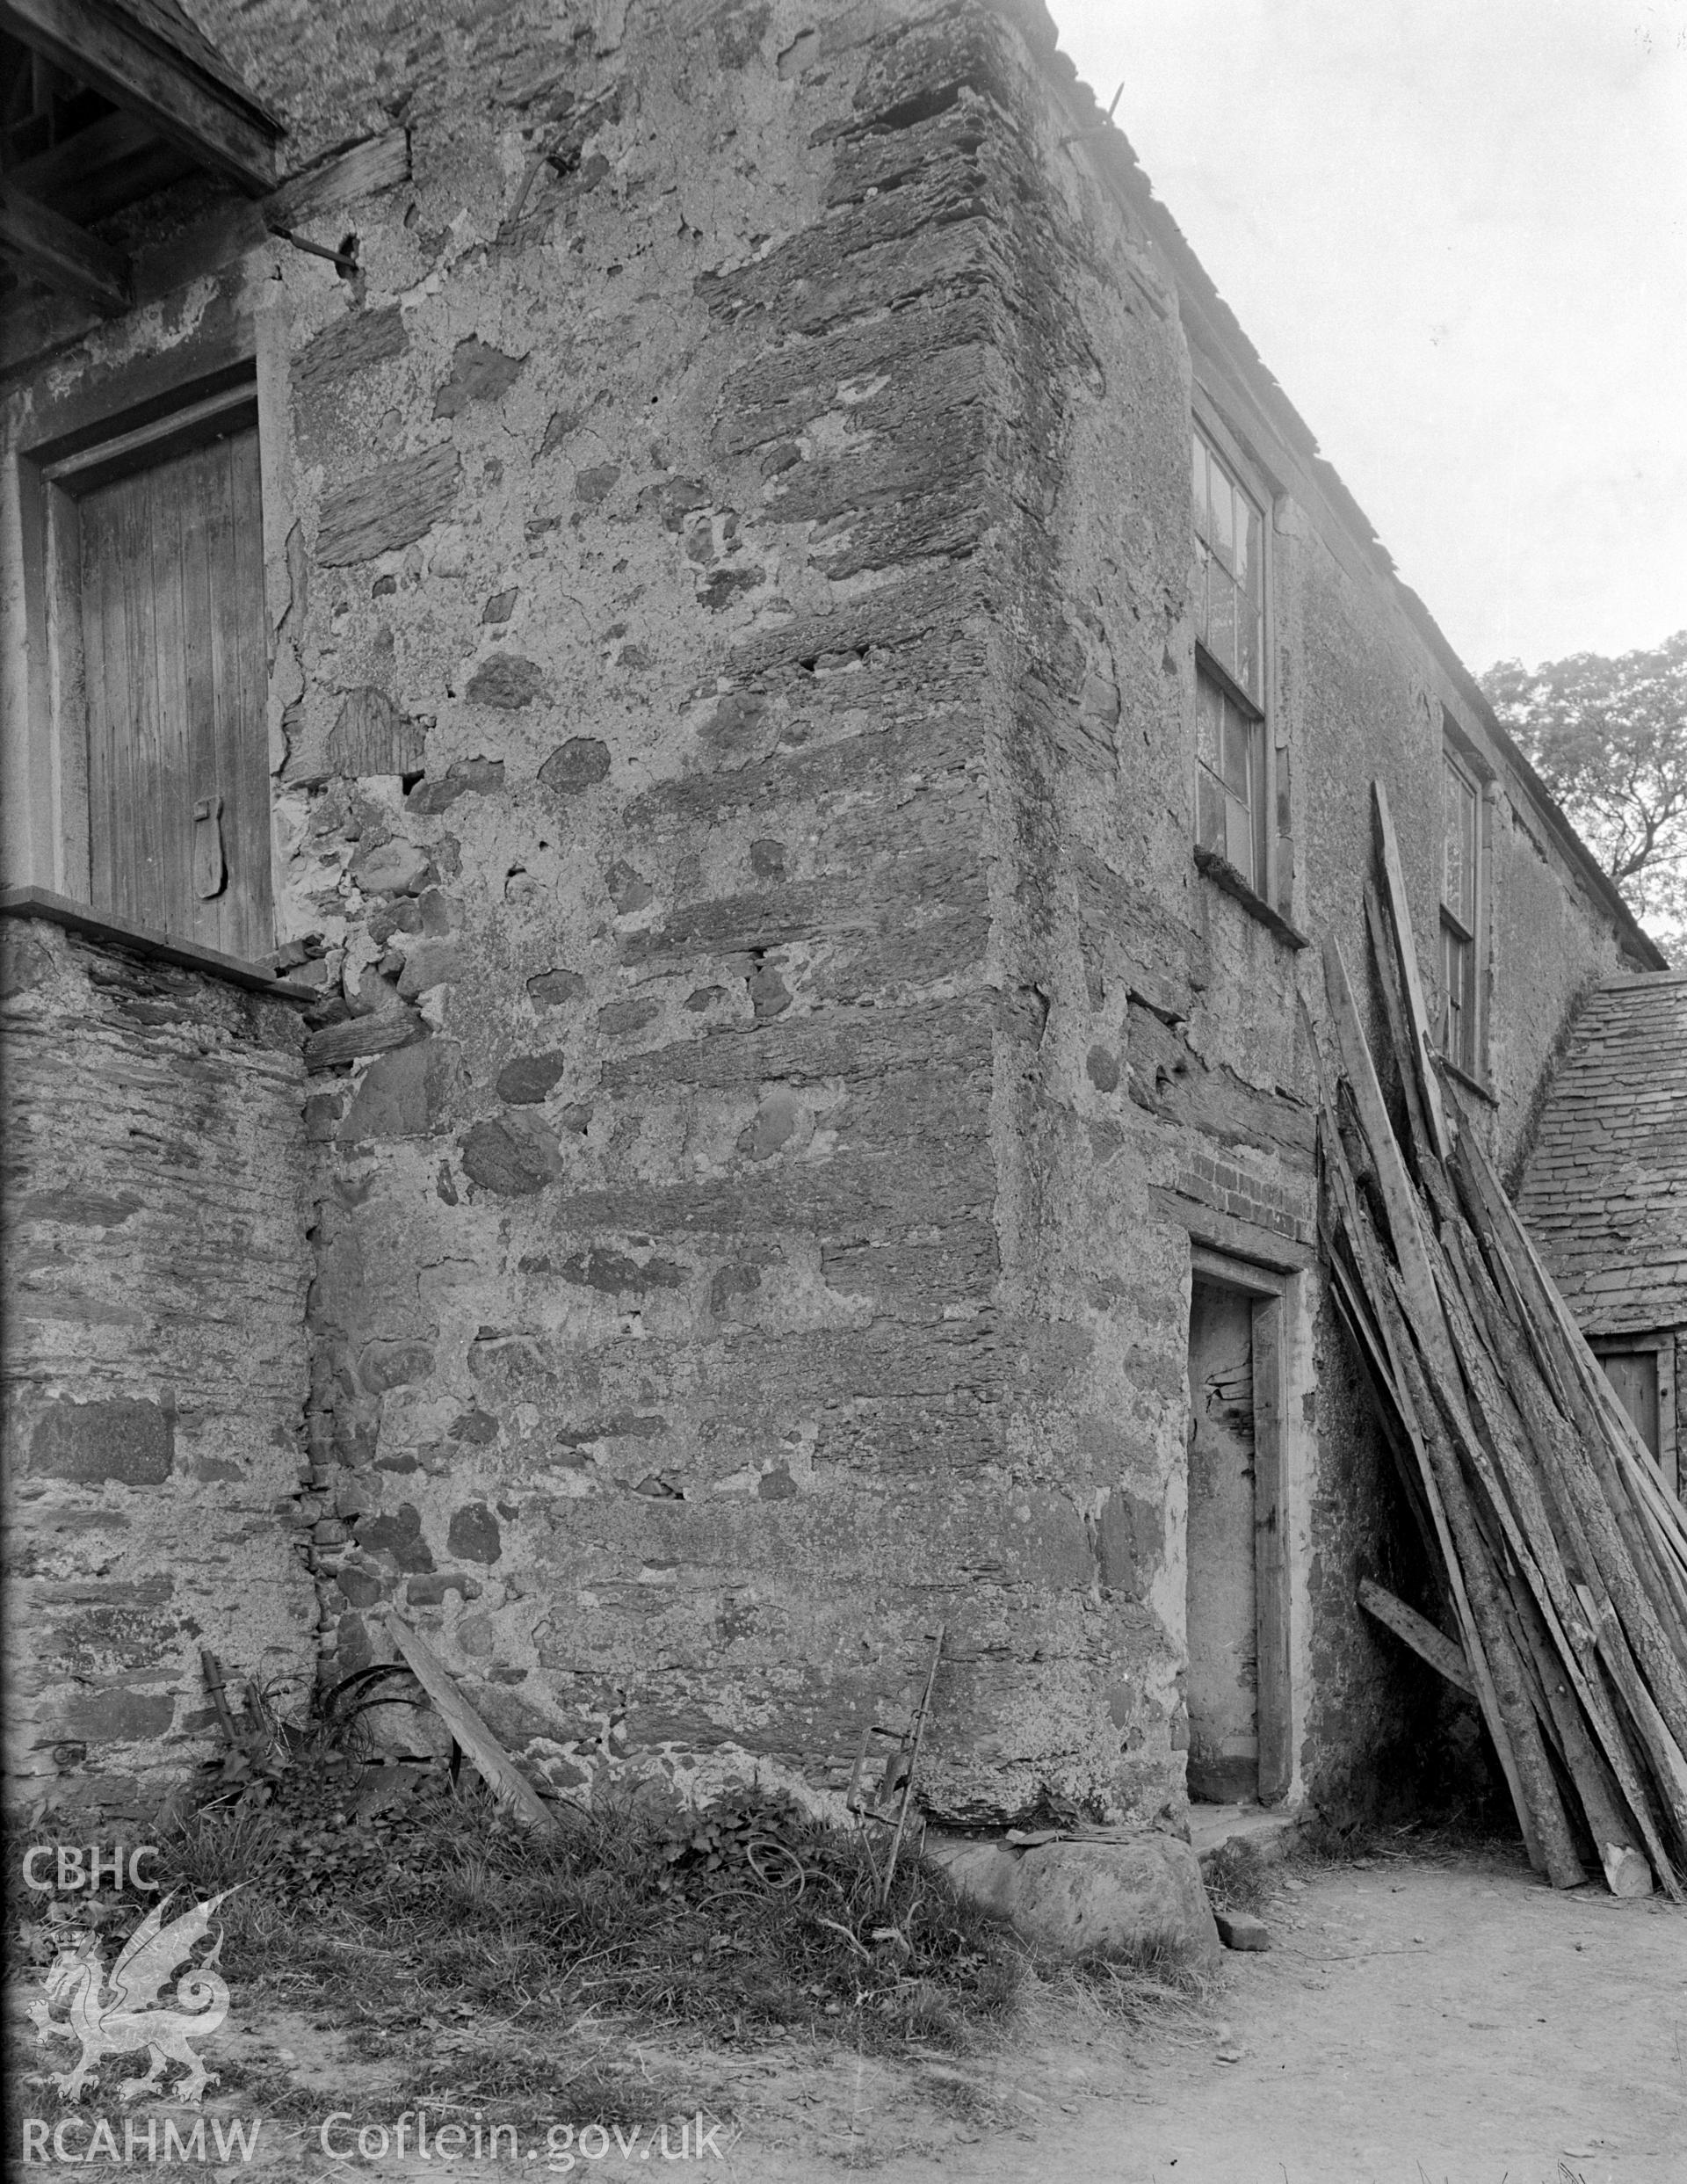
[1597,1352,1661,1462]
[76,423,271,961]
[1186,1278,1260,1803]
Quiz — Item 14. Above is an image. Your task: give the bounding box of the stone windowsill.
[1191,847,1310,951]
[0,887,319,1002]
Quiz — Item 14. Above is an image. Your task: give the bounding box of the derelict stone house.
[0,0,1668,1827]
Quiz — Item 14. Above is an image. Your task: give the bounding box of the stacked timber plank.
[1321,783,1687,1900]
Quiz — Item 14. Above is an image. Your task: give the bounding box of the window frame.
[1437,729,1491,1085]
[1190,398,1278,915]
[8,345,281,969]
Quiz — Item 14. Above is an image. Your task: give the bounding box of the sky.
[1046,0,1687,676]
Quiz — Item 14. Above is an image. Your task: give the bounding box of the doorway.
[1590,1337,1679,1498]
[1184,1258,1291,1805]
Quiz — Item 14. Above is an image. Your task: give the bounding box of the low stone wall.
[1,917,315,1809]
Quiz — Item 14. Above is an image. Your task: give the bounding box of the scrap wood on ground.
[1324,781,1687,1901]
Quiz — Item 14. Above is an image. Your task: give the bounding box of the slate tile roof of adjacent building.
[1516,969,1687,1334]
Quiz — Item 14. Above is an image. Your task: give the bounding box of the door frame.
[1190,1245,1292,1803]
[1589,1331,1679,1498]
[4,293,296,976]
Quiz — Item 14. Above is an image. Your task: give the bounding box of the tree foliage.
[1481,631,1687,957]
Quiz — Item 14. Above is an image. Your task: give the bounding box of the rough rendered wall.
[212,0,1139,1826]
[1,920,315,1804]
[981,25,1646,1817]
[21,0,1641,1831]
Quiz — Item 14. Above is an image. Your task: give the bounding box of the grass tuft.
[7,1740,1214,2122]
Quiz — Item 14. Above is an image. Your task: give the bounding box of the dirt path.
[755,1847,1684,2184]
[1094,1850,1685,2184]
[12,1849,1683,2181]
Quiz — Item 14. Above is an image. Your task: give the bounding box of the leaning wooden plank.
[384,1613,555,1830]
[1489,1558,1562,1760]
[1623,1448,1687,1591]
[1531,1295,1687,1687]
[1323,1122,1461,1568]
[1371,780,1453,1161]
[1623,1440,1687,1557]
[1447,1121,1582,1415]
[1365,1259,1556,1875]
[1587,1376,1687,1612]
[1440,1230,1571,1562]
[1452,1128,1687,1694]
[1330,1257,1441,1567]
[1576,1585,1687,1856]
[1321,1178,1399,1408]
[1382,1280,1584,1883]
[1359,1577,1475,1697]
[1321,1114,1534,1843]
[1553,1308,1687,1608]
[1437,1238,1597,1654]
[1555,1614,1684,1901]
[1326,1222,1450,1585]
[1329,1099,1499,1570]
[1459,1209,1687,1749]
[1456,1244,1687,1863]
[1413,1259,1618,1768]
[1513,1587,1655,1897]
[1456,1121,1654,1481]
[1344,1083,1667,1887]
[1361,884,1432,1158]
[1612,1444,1687,1629]
[1443,1227,1657,1727]
[1583,1449,1687,1678]
[1323,937,1459,1392]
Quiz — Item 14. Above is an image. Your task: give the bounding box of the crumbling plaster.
[0,0,1653,1820]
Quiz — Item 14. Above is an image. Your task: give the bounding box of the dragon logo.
[28,1890,236,2107]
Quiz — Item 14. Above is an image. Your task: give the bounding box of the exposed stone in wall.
[8,0,1648,1832]
[236,0,1639,1827]
[251,0,1156,1829]
[1,921,315,1805]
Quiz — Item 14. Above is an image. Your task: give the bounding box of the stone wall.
[2,0,1656,1826]
[1008,21,1649,1810]
[1,919,315,1806]
[260,0,1123,1828]
[238,0,1645,1825]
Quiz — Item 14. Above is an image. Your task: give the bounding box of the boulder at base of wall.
[928,1832,1220,1968]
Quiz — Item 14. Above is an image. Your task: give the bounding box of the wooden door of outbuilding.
[71,417,271,961]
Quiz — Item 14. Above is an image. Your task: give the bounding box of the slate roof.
[1516,969,1687,1333]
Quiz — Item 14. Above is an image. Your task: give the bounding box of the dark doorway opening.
[1184,1257,1292,1807]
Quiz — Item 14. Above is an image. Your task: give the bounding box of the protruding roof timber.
[0,0,283,193]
